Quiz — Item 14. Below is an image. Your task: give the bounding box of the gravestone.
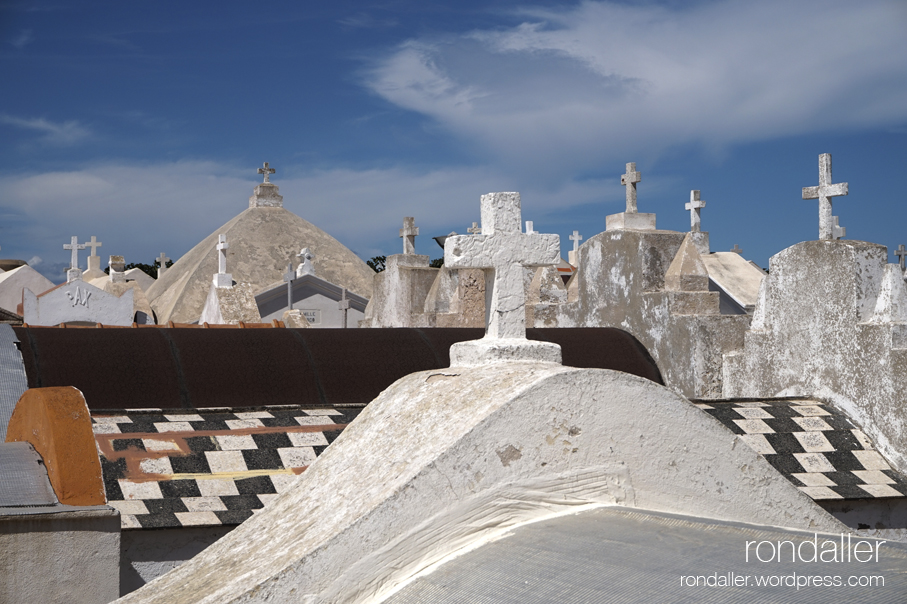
[399,217,419,255]
[214,234,232,289]
[198,235,260,325]
[685,190,710,254]
[83,235,105,280]
[23,280,134,326]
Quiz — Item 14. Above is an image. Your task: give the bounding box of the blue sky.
[1,0,906,281]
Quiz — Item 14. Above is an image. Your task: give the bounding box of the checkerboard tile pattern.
[92,406,364,529]
[695,400,907,501]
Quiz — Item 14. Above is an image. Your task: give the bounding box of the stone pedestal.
[606,212,656,231]
[449,337,561,366]
[249,182,283,208]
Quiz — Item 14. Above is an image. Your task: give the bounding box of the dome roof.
[147,182,374,324]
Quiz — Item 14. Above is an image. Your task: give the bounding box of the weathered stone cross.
[621,162,642,213]
[802,153,848,241]
[86,235,103,257]
[467,222,482,235]
[570,230,582,252]
[284,262,295,310]
[213,234,232,288]
[63,236,86,270]
[445,192,559,341]
[896,245,907,270]
[730,244,743,254]
[685,190,706,233]
[399,217,418,255]
[258,162,275,184]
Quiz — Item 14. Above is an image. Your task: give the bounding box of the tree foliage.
[367,255,386,273]
[430,257,444,268]
[104,259,174,278]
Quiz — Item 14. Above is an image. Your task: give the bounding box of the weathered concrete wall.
[723,240,907,474]
[24,280,135,326]
[554,229,750,398]
[0,508,120,604]
[360,255,438,328]
[117,364,841,604]
[120,526,234,596]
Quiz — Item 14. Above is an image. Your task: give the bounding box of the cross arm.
[803,183,848,199]
[444,233,560,269]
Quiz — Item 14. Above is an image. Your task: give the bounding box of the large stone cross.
[86,235,103,257]
[467,222,482,235]
[63,236,86,270]
[258,162,275,184]
[445,192,559,342]
[685,190,706,232]
[802,153,848,240]
[621,162,642,213]
[399,217,418,255]
[569,230,583,252]
[896,244,907,270]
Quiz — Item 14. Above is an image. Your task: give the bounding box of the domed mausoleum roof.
[146,168,374,324]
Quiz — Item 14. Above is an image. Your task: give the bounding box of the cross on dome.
[731,244,743,254]
[802,153,848,241]
[258,162,275,184]
[620,162,642,213]
[685,191,706,233]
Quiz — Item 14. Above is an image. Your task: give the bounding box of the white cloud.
[8,29,33,49]
[363,0,907,172]
[0,114,92,146]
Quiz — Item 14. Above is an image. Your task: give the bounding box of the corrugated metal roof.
[385,506,907,603]
[0,441,58,508]
[0,324,28,440]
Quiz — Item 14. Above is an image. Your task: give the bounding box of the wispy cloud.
[0,114,92,145]
[363,0,907,173]
[8,28,33,49]
[338,12,398,29]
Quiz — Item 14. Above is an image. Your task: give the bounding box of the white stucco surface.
[117,364,841,604]
[0,264,54,314]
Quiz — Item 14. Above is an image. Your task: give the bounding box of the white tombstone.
[296,248,315,277]
[213,234,233,288]
[444,192,561,365]
[802,153,848,241]
[23,280,134,326]
[399,217,419,255]
[63,236,86,282]
[606,162,656,231]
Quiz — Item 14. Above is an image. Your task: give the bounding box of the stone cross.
[444,192,559,340]
[399,217,418,255]
[569,230,583,252]
[63,236,86,271]
[802,153,848,240]
[685,190,706,233]
[730,244,743,254]
[620,162,642,213]
[157,252,170,279]
[258,162,275,184]
[525,221,536,235]
[832,216,845,240]
[896,245,907,270]
[339,288,350,329]
[214,234,233,288]
[296,247,315,277]
[284,262,294,310]
[468,222,482,235]
[86,235,103,257]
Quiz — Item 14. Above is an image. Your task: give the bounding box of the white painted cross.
[445,192,559,340]
[258,162,275,184]
[399,217,418,255]
[832,216,845,240]
[569,230,583,252]
[86,235,103,258]
[63,236,86,270]
[802,153,848,241]
[284,262,294,310]
[296,247,315,277]
[213,234,233,288]
[685,190,706,233]
[467,222,482,235]
[730,244,743,254]
[525,221,536,235]
[339,288,350,328]
[157,252,170,279]
[620,162,642,213]
[896,245,907,271]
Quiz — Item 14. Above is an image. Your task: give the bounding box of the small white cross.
[445,192,559,340]
[156,252,170,279]
[467,222,482,235]
[216,234,229,273]
[63,236,86,270]
[620,162,642,214]
[896,245,907,270]
[399,217,418,255]
[258,162,275,184]
[685,190,706,233]
[730,244,743,254]
[525,221,536,235]
[86,235,103,258]
[832,216,846,240]
[802,153,848,241]
[296,247,315,277]
[569,230,583,252]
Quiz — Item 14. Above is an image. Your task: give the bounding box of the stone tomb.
[23,278,134,326]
